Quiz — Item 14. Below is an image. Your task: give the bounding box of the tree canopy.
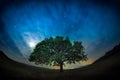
[29,36,87,72]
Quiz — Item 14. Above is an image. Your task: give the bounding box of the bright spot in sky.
[23,32,43,50]
[28,41,36,48]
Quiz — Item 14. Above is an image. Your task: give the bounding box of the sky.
[0,0,120,69]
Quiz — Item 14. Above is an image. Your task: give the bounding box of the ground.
[0,44,120,80]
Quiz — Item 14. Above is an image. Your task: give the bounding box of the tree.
[29,36,87,72]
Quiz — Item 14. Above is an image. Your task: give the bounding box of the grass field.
[0,44,120,80]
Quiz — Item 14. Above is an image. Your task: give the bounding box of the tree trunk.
[60,62,63,72]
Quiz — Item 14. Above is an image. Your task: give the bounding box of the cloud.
[0,0,120,67]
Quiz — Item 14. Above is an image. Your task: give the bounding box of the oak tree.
[29,36,87,72]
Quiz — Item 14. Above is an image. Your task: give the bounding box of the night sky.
[0,0,120,69]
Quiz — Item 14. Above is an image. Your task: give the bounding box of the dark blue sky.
[0,0,120,64]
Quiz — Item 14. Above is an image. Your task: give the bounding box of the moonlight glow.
[28,41,36,48]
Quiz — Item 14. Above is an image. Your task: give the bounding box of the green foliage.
[29,36,87,66]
